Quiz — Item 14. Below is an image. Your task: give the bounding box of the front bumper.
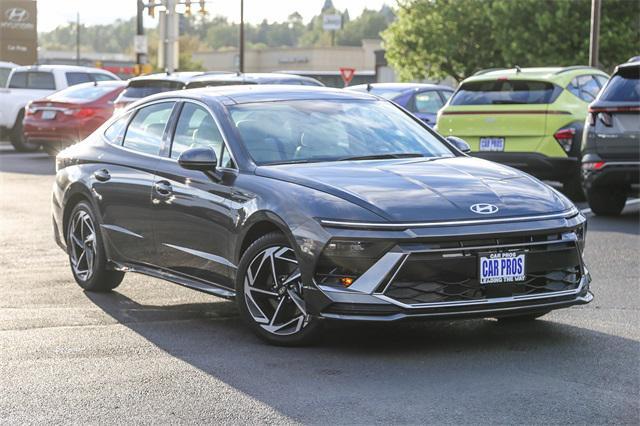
[305,210,591,321]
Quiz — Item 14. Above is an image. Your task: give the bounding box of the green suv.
[436,66,609,197]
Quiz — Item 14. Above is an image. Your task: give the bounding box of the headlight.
[314,239,392,288]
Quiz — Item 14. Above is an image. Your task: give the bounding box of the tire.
[235,231,322,346]
[496,311,549,322]
[586,186,626,216]
[66,201,124,292]
[562,174,585,201]
[9,112,40,153]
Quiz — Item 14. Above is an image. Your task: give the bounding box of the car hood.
[255,156,572,222]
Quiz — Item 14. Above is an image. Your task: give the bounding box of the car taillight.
[25,103,35,116]
[581,161,606,171]
[553,127,576,153]
[598,112,613,127]
[64,108,96,118]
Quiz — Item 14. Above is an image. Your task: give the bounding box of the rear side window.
[0,67,12,87]
[412,91,444,113]
[122,102,175,155]
[599,67,640,102]
[66,72,93,86]
[9,71,56,90]
[122,80,184,99]
[567,75,602,102]
[104,113,131,145]
[450,80,560,105]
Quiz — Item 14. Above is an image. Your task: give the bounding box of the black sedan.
[52,86,592,345]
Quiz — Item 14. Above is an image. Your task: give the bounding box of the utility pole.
[136,0,146,67]
[239,0,244,73]
[76,12,80,65]
[589,0,601,67]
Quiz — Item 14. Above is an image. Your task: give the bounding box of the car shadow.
[588,208,639,235]
[85,290,639,423]
[0,146,54,175]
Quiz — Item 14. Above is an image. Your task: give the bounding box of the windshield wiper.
[338,153,424,161]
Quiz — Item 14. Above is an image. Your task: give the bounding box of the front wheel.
[66,201,124,291]
[235,232,322,346]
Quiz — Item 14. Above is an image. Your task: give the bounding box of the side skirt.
[112,261,236,299]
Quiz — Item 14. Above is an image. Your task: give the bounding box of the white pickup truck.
[0,65,119,152]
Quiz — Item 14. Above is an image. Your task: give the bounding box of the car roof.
[140,84,377,106]
[187,72,322,85]
[348,82,453,92]
[464,66,609,86]
[616,60,640,71]
[128,71,206,83]
[11,64,116,74]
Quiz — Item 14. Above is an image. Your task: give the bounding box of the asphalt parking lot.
[1,146,638,424]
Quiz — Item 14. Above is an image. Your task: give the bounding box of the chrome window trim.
[319,208,580,230]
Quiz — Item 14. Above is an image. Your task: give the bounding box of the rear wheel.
[66,202,124,291]
[586,186,626,216]
[235,232,321,346]
[10,113,40,152]
[562,174,585,201]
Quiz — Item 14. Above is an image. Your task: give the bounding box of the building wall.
[193,39,382,74]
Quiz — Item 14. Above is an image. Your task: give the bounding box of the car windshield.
[48,83,120,102]
[451,80,559,105]
[228,99,454,165]
[600,68,640,102]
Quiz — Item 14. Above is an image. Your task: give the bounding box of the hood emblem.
[470,203,499,215]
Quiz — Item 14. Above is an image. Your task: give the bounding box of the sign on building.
[0,0,37,65]
[322,14,342,31]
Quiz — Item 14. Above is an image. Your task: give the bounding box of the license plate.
[479,137,505,152]
[479,251,526,284]
[41,110,57,120]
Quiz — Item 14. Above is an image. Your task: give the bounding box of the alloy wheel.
[243,246,309,336]
[68,210,97,281]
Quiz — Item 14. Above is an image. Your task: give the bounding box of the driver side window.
[170,103,224,161]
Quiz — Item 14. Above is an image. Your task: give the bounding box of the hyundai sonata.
[53,86,592,345]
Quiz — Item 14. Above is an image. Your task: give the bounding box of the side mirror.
[177,147,217,171]
[446,136,471,153]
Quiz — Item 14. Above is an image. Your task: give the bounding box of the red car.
[23,81,126,156]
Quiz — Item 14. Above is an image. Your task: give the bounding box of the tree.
[383,0,640,82]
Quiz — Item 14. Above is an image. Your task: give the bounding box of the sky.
[37,0,393,32]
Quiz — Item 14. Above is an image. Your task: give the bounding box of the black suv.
[581,61,640,215]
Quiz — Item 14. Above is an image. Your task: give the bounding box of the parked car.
[0,65,119,152]
[0,61,17,87]
[347,83,454,126]
[581,60,640,215]
[183,72,324,89]
[53,85,590,346]
[436,66,609,198]
[112,72,208,114]
[23,81,126,156]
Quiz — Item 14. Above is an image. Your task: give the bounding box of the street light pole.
[589,0,601,68]
[136,0,145,66]
[76,12,80,65]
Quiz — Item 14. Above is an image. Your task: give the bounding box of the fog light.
[340,277,354,287]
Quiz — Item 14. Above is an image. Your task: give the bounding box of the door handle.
[154,180,173,196]
[93,168,111,182]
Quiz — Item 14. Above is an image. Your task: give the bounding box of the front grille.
[381,239,582,306]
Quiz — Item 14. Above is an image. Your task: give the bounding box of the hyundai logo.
[5,7,29,22]
[470,203,499,215]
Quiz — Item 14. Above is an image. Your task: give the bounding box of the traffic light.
[199,0,206,15]
[185,0,192,16]
[148,2,155,18]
